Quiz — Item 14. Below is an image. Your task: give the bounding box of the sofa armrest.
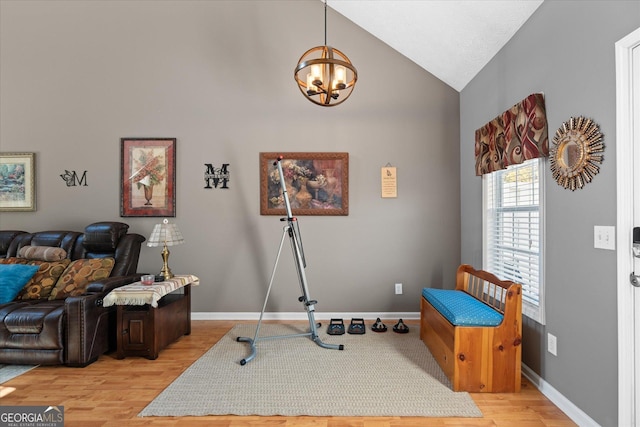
[84,274,142,296]
[64,292,113,366]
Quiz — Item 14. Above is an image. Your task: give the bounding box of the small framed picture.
[120,138,176,217]
[260,152,349,216]
[0,152,36,212]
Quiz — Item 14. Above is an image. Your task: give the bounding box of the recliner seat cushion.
[0,301,65,349]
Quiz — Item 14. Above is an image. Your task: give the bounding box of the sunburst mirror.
[549,116,604,191]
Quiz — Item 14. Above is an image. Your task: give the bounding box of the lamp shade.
[147,218,184,247]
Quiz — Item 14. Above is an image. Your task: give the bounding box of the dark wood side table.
[104,275,197,360]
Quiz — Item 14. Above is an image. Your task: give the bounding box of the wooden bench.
[420,264,522,392]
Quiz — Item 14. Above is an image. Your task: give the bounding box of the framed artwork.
[260,152,349,216]
[120,138,176,217]
[0,152,36,212]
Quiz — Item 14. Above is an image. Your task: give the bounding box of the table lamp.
[147,218,184,280]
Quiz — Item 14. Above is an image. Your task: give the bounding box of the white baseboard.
[191,312,420,321]
[521,364,600,427]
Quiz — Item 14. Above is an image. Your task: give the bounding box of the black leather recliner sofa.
[0,222,145,366]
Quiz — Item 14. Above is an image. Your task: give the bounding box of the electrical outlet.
[548,333,557,356]
[395,283,403,295]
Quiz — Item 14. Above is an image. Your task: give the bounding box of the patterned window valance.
[475,93,549,176]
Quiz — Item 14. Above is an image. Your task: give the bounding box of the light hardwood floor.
[1,320,576,427]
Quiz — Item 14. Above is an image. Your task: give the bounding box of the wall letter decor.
[60,170,88,186]
[204,163,230,189]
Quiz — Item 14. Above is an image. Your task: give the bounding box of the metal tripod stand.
[237,156,344,365]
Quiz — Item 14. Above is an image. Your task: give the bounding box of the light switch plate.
[594,225,615,250]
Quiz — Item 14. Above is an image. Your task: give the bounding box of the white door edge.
[616,26,640,427]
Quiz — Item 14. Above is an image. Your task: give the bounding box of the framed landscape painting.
[120,138,176,217]
[0,152,36,212]
[260,152,349,216]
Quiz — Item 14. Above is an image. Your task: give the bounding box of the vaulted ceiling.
[329,0,544,91]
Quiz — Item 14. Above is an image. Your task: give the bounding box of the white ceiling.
[328,0,544,91]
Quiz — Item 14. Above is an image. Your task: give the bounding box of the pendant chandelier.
[294,0,357,107]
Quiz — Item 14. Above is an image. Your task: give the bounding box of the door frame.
[616,26,640,427]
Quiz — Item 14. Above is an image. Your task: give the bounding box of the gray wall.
[460,1,640,426]
[0,1,460,315]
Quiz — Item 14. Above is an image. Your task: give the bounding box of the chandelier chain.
[324,0,327,46]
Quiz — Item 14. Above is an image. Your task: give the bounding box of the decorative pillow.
[18,245,67,261]
[0,257,28,265]
[16,259,72,300]
[49,258,115,300]
[0,264,41,304]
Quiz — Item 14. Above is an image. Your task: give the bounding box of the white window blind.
[483,158,545,324]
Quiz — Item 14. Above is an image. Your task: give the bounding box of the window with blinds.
[483,158,545,324]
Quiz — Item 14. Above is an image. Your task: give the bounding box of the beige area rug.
[0,364,37,384]
[139,323,482,418]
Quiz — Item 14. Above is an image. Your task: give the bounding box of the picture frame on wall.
[260,152,349,216]
[0,152,36,212]
[120,138,176,217]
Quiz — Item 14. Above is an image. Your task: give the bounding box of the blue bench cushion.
[422,288,503,327]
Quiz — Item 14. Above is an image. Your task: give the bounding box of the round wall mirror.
[549,116,604,190]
